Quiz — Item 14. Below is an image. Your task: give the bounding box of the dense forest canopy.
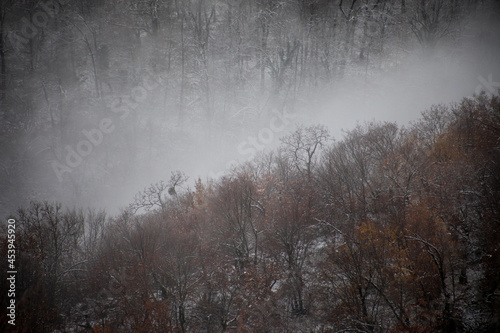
[1,93,500,332]
[1,0,500,332]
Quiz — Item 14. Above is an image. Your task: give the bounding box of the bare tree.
[407,0,464,51]
[130,171,188,212]
[280,124,330,179]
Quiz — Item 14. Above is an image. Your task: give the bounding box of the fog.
[102,43,500,216]
[1,0,500,218]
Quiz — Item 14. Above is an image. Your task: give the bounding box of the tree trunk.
[0,7,6,101]
[179,10,185,125]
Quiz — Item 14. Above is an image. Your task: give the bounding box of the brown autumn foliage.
[1,93,499,332]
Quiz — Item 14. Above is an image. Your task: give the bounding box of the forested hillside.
[1,0,500,216]
[1,93,499,332]
[1,1,500,331]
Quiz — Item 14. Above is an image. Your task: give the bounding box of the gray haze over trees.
[0,1,500,331]
[2,93,500,332]
[0,0,499,216]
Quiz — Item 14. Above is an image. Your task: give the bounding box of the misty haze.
[1,0,500,332]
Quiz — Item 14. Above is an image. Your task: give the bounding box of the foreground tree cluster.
[2,93,499,332]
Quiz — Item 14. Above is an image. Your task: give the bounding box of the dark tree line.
[1,92,499,332]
